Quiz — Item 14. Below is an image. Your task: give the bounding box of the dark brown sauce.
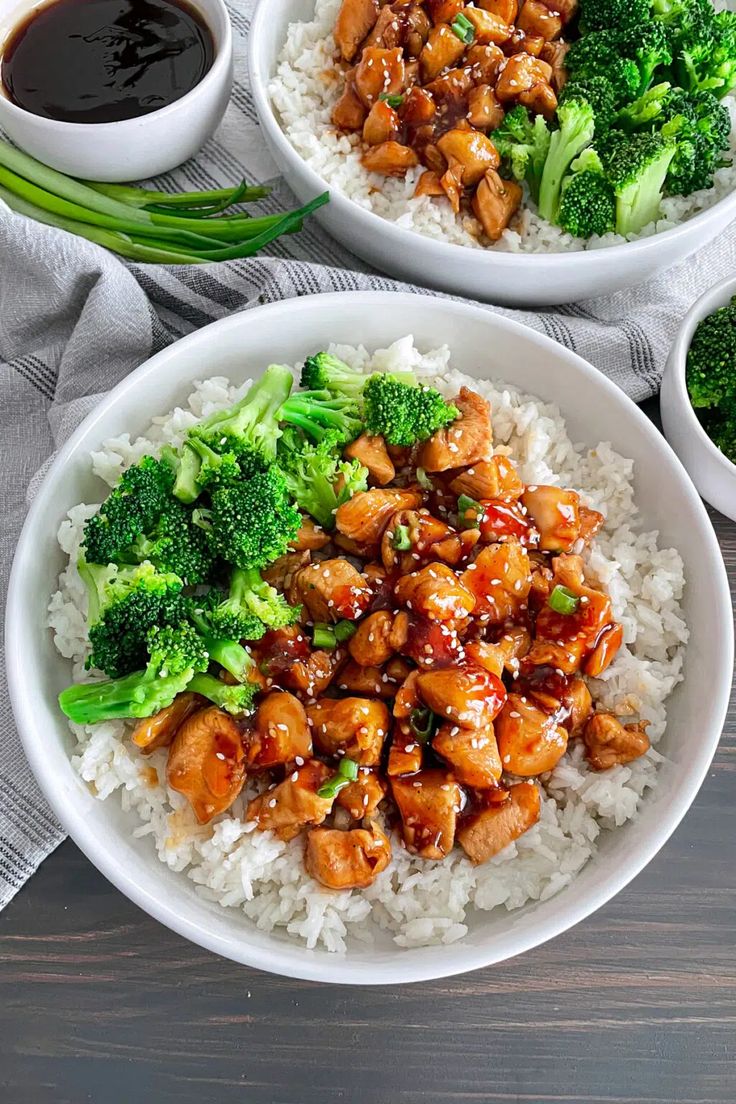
[1,0,214,124]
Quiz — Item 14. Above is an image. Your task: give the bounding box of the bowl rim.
[666,272,736,479]
[6,291,734,984]
[249,0,736,271]
[0,0,232,133]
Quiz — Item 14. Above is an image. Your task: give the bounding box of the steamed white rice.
[48,338,687,952]
[269,0,736,254]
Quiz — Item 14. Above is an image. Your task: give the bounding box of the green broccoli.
[558,150,616,237]
[700,398,736,464]
[362,374,459,447]
[686,296,736,408]
[277,429,368,529]
[678,9,736,99]
[59,621,208,724]
[492,105,551,201]
[185,673,259,716]
[566,31,642,105]
[171,438,242,504]
[219,566,301,630]
[578,0,651,35]
[187,606,256,683]
[279,389,363,444]
[538,95,597,224]
[203,467,300,571]
[80,560,188,678]
[560,76,617,137]
[82,455,176,565]
[598,129,677,235]
[190,589,266,642]
[123,499,217,585]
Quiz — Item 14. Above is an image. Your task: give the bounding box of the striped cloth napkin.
[1,0,735,908]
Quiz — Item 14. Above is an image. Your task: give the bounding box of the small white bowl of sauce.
[0,0,232,181]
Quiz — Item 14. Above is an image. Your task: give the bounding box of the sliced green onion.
[410,707,437,743]
[451,12,475,43]
[379,93,405,107]
[392,524,412,551]
[334,619,357,642]
[313,623,337,649]
[457,493,483,528]
[318,756,359,799]
[416,467,432,490]
[548,585,580,615]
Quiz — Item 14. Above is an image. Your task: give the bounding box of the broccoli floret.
[700,398,736,464]
[558,150,616,237]
[191,589,266,642]
[538,96,597,224]
[579,0,651,36]
[560,77,617,136]
[566,31,642,105]
[82,455,176,565]
[81,560,188,678]
[362,374,459,447]
[678,10,736,99]
[124,499,217,585]
[491,105,551,201]
[278,430,368,529]
[171,438,242,504]
[184,364,294,487]
[686,297,736,408]
[628,22,673,95]
[59,622,208,724]
[598,129,677,235]
[617,81,675,130]
[186,672,258,715]
[205,468,301,571]
[279,390,363,444]
[187,607,256,683]
[221,566,301,629]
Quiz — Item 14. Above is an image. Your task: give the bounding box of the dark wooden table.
[1,407,734,1104]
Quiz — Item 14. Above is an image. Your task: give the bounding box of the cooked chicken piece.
[294,557,372,622]
[344,432,395,485]
[362,2,405,48]
[466,84,505,130]
[457,781,540,863]
[497,624,532,668]
[417,663,507,726]
[426,0,465,21]
[505,27,546,56]
[354,47,406,107]
[521,485,581,553]
[399,614,465,669]
[477,498,534,547]
[415,169,445,197]
[247,691,312,770]
[426,65,474,106]
[449,455,523,501]
[472,169,523,240]
[290,517,331,552]
[437,128,500,187]
[387,720,424,775]
[167,706,245,825]
[348,610,396,667]
[288,650,344,697]
[466,42,506,83]
[495,693,568,775]
[583,714,650,772]
[478,0,518,21]
[336,659,395,697]
[381,509,456,571]
[545,0,578,23]
[391,770,462,859]
[495,52,553,103]
[419,387,493,472]
[419,23,466,82]
[393,669,422,719]
[518,0,562,40]
[584,622,624,678]
[566,675,593,734]
[405,2,433,55]
[541,39,569,91]
[362,100,401,145]
[334,0,379,61]
[461,538,531,622]
[307,697,391,765]
[247,759,333,841]
[131,692,203,753]
[395,561,475,622]
[527,557,614,673]
[403,85,437,127]
[463,6,513,44]
[433,722,502,788]
[518,78,558,118]
[262,550,310,596]
[332,78,368,130]
[362,140,419,176]
[524,670,592,734]
[440,158,464,213]
[335,487,423,547]
[335,767,387,819]
[578,505,605,546]
[463,639,508,678]
[305,821,391,889]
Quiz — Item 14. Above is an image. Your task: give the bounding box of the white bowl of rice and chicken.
[6,292,732,983]
[250,0,736,305]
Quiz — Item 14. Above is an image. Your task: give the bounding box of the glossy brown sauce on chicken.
[131,385,651,891]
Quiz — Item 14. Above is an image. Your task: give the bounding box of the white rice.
[269,0,736,254]
[48,337,687,952]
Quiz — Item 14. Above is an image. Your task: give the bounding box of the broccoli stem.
[196,364,294,436]
[58,667,190,724]
[186,673,256,715]
[172,443,204,504]
[616,145,676,234]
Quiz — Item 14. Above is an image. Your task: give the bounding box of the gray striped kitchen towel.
[1,0,736,907]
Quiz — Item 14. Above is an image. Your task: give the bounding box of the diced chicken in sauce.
[306,821,391,889]
[167,706,245,824]
[457,781,541,863]
[307,697,391,765]
[583,714,650,771]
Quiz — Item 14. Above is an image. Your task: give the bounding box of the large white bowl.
[249,0,736,307]
[6,292,733,984]
[661,274,736,522]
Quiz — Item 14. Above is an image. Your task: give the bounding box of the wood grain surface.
[1,407,734,1104]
